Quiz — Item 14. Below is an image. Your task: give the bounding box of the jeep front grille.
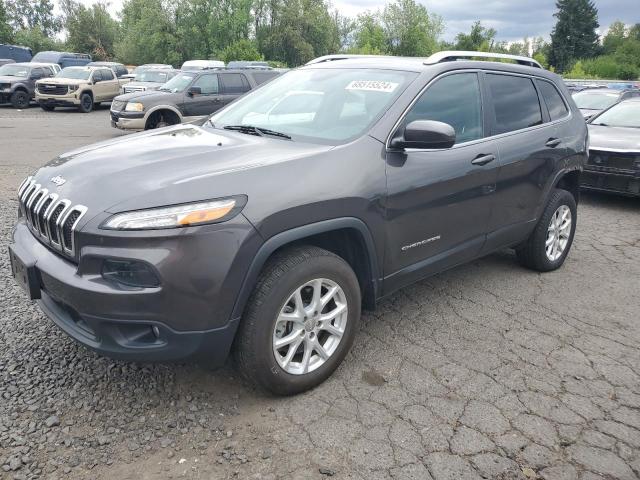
[18,177,87,259]
[37,84,69,95]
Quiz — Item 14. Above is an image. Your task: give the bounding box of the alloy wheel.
[272,278,348,375]
[546,204,572,261]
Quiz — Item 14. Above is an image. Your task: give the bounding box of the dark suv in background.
[0,62,54,108]
[10,52,586,395]
[110,68,280,130]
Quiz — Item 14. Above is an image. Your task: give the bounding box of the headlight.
[125,102,144,112]
[68,84,79,91]
[102,198,243,230]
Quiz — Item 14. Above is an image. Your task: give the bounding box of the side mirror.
[390,120,456,150]
[187,86,202,97]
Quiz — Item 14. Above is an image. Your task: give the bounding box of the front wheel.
[234,246,361,395]
[10,90,30,109]
[78,93,93,113]
[516,188,577,272]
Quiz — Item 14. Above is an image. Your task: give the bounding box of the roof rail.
[425,51,542,69]
[306,54,385,65]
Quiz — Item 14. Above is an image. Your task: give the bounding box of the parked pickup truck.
[35,66,124,112]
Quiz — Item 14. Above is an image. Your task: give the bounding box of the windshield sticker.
[345,80,399,93]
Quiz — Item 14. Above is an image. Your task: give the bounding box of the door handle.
[471,154,496,166]
[546,138,562,148]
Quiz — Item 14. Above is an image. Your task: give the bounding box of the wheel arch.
[231,218,381,321]
[143,105,183,125]
[554,169,581,204]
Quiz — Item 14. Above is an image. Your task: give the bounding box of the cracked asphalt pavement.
[1,106,640,480]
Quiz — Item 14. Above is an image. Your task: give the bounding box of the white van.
[180,60,225,71]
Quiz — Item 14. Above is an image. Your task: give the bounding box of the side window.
[221,73,251,94]
[404,73,483,145]
[92,70,103,82]
[252,72,278,85]
[192,74,219,94]
[537,80,569,121]
[102,69,114,81]
[487,74,542,134]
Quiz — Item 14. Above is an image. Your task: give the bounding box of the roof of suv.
[303,52,550,76]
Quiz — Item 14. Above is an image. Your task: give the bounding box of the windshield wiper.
[223,124,292,140]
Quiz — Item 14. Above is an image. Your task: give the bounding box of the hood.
[115,89,172,103]
[580,108,601,119]
[588,124,640,152]
[0,75,24,84]
[30,124,332,221]
[124,81,163,90]
[37,77,88,86]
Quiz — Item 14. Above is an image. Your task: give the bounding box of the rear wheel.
[10,90,29,109]
[516,188,577,272]
[78,93,93,113]
[234,246,361,395]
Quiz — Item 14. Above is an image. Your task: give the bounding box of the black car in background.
[572,88,640,120]
[0,62,54,108]
[582,99,640,197]
[0,44,32,63]
[110,68,280,130]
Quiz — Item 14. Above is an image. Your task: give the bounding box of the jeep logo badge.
[51,175,66,186]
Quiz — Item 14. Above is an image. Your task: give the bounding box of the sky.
[69,0,640,42]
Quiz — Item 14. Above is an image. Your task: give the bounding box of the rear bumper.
[581,167,640,197]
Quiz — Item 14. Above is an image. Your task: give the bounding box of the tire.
[10,90,29,109]
[39,103,55,111]
[145,110,178,130]
[234,246,361,395]
[78,93,93,113]
[516,188,577,272]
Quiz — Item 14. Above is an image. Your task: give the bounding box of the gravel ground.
[1,105,640,480]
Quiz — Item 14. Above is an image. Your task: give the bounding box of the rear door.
[219,73,251,108]
[483,72,562,241]
[100,68,119,100]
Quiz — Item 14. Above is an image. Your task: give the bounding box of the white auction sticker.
[345,80,399,93]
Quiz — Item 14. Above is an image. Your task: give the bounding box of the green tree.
[349,12,387,54]
[454,21,496,52]
[115,0,180,65]
[6,0,60,36]
[602,20,627,54]
[0,0,13,43]
[13,25,65,52]
[548,0,600,73]
[382,0,443,56]
[61,0,119,59]
[220,39,262,63]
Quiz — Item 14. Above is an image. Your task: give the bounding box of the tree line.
[0,0,638,79]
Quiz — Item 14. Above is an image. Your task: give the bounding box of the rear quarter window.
[537,80,569,121]
[487,74,543,135]
[251,72,279,85]
[221,73,251,94]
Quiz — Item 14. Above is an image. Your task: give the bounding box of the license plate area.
[8,244,41,300]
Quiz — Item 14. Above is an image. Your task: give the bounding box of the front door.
[383,72,500,293]
[182,73,221,117]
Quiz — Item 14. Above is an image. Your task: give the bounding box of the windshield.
[159,72,195,92]
[136,70,172,83]
[209,68,417,143]
[591,102,640,128]
[57,68,91,80]
[0,64,30,77]
[573,91,621,110]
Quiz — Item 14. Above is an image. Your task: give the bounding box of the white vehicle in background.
[29,62,61,75]
[180,60,225,71]
[121,68,178,94]
[122,63,173,80]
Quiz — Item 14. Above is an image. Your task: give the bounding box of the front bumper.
[36,93,80,107]
[10,216,261,365]
[581,166,640,197]
[111,110,145,130]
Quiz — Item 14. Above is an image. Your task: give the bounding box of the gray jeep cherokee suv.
[10,52,587,395]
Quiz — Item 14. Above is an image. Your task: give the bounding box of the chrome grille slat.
[17,178,88,259]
